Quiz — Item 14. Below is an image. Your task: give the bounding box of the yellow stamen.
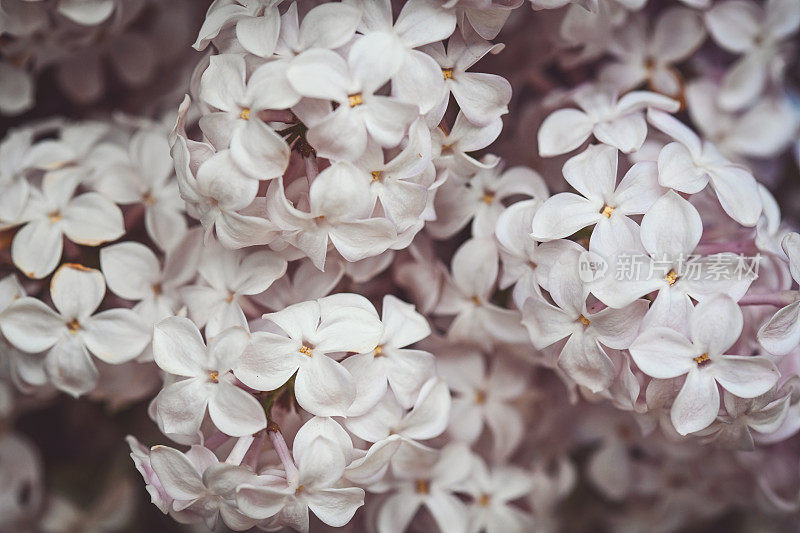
[482,192,495,205]
[415,479,430,494]
[239,108,251,120]
[152,283,162,296]
[374,345,384,356]
[371,170,382,182]
[67,318,81,334]
[477,494,491,507]
[143,191,155,205]
[209,371,219,383]
[295,484,305,495]
[48,211,62,223]
[471,296,482,306]
[579,315,591,326]
[475,390,486,405]
[665,270,679,286]
[299,345,313,356]
[442,68,454,80]
[600,205,614,218]
[693,353,710,366]
[348,93,363,107]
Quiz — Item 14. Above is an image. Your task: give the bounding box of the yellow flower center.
[209,371,219,383]
[48,211,62,223]
[415,479,430,494]
[475,390,486,405]
[67,318,81,334]
[239,108,251,120]
[348,93,363,107]
[374,345,384,357]
[371,170,382,182]
[600,204,615,218]
[299,345,313,356]
[693,353,710,366]
[442,68,454,80]
[579,315,591,326]
[477,494,491,507]
[482,192,495,205]
[665,270,679,286]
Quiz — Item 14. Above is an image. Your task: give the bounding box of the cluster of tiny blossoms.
[0,0,800,532]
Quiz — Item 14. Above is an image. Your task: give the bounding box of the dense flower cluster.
[1,0,800,532]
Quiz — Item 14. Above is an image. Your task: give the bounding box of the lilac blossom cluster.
[0,0,800,532]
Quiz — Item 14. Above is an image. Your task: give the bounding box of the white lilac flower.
[266,163,397,270]
[422,27,511,126]
[431,111,502,177]
[0,264,150,396]
[495,199,585,307]
[462,454,535,533]
[152,316,267,437]
[91,127,187,252]
[522,248,648,392]
[343,294,435,414]
[531,144,664,248]
[434,238,528,349]
[233,294,383,417]
[100,230,202,325]
[199,54,295,179]
[11,169,124,279]
[630,294,780,435]
[591,191,754,335]
[376,444,473,533]
[286,46,419,161]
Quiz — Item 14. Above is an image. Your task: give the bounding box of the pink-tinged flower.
[537,85,679,157]
[705,0,800,111]
[648,108,763,227]
[376,444,472,533]
[149,444,259,530]
[759,233,800,355]
[438,348,528,462]
[236,422,365,531]
[434,238,528,350]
